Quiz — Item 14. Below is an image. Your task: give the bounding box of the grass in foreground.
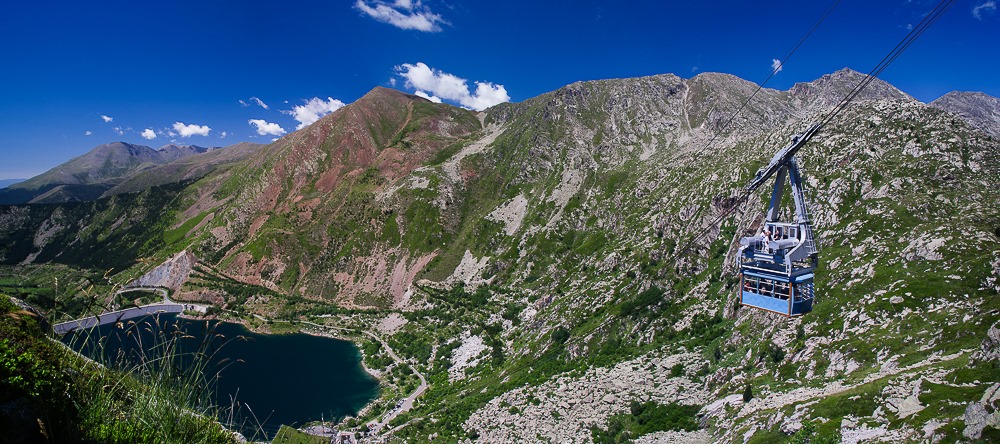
[0,293,243,443]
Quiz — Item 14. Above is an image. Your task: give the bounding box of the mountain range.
[0,142,263,205]
[1,68,998,443]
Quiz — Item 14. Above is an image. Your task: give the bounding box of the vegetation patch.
[590,401,701,443]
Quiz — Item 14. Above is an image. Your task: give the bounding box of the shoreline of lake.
[62,312,380,439]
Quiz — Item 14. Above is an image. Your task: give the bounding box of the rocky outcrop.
[127,250,197,291]
[464,352,709,443]
[931,90,1000,138]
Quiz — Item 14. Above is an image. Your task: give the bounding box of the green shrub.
[591,401,700,443]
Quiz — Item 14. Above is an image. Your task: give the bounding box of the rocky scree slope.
[0,70,998,442]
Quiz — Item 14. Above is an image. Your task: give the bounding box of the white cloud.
[354,0,446,32]
[395,62,510,111]
[241,97,269,109]
[413,90,442,103]
[85,130,92,136]
[973,1,996,19]
[250,97,269,109]
[248,119,287,136]
[141,128,157,140]
[101,115,113,123]
[771,58,783,74]
[113,126,125,136]
[220,131,227,138]
[284,97,346,130]
[172,122,212,137]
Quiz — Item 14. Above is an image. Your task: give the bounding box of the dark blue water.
[64,314,379,438]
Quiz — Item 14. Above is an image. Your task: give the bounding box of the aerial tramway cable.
[675,0,955,258]
[688,0,843,163]
[816,0,956,129]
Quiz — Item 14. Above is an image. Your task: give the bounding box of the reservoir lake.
[65,313,379,438]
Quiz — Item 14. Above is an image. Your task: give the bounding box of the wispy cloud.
[973,1,996,19]
[220,131,227,138]
[395,62,510,111]
[355,0,447,32]
[248,119,286,136]
[101,114,113,123]
[284,97,346,130]
[172,122,211,137]
[771,58,783,74]
[241,97,269,109]
[113,126,125,136]
[85,130,92,136]
[141,128,157,140]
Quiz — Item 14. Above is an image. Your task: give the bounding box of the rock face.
[127,250,197,291]
[931,90,1000,138]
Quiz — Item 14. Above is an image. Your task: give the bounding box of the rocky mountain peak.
[789,67,913,108]
[930,90,1000,138]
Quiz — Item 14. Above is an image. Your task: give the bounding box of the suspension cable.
[688,0,842,162]
[817,0,956,129]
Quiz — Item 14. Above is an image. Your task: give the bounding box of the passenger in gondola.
[760,228,772,253]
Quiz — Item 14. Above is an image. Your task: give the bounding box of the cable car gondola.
[737,123,821,317]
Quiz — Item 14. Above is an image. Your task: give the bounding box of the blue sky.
[0,0,997,180]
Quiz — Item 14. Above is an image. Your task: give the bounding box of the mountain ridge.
[0,142,259,204]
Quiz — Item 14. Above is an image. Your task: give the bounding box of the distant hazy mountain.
[930,90,1000,138]
[0,142,261,204]
[0,179,25,189]
[106,142,264,195]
